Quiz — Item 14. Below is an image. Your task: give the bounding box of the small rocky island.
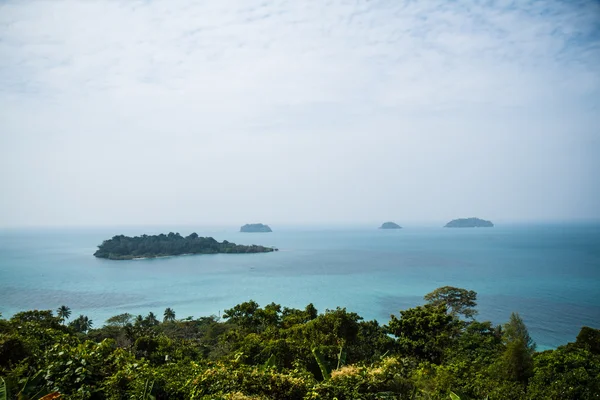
[94,232,277,260]
[240,223,272,233]
[379,221,402,229]
[444,218,494,228]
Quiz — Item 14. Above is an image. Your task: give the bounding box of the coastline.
[103,249,278,261]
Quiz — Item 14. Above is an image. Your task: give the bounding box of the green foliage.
[11,370,52,400]
[10,310,62,330]
[386,304,459,364]
[452,321,502,361]
[0,377,6,400]
[261,354,276,370]
[281,303,318,328]
[141,378,155,400]
[145,312,160,327]
[163,308,176,323]
[311,347,331,381]
[56,306,71,324]
[43,339,117,398]
[5,311,71,367]
[105,313,132,327]
[93,233,276,260]
[528,344,600,399]
[575,326,600,355]
[501,313,535,383]
[424,286,478,319]
[309,357,415,400]
[349,319,397,362]
[188,362,313,399]
[0,334,30,370]
[1,287,597,400]
[223,301,264,332]
[69,315,93,333]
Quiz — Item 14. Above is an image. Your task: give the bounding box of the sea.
[1,223,599,351]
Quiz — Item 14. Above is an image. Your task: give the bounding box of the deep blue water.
[1,224,599,350]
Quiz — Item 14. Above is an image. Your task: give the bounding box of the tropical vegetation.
[1,287,598,399]
[93,232,277,260]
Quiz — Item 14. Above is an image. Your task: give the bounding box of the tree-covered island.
[379,221,402,229]
[240,223,272,232]
[93,232,277,260]
[445,217,494,228]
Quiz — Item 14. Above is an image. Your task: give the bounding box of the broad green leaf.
[449,392,461,400]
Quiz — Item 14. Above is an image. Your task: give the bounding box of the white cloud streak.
[0,0,599,226]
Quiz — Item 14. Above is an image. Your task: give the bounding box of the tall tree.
[135,314,144,325]
[424,286,478,319]
[224,300,262,331]
[386,303,459,364]
[56,305,71,323]
[163,307,176,323]
[106,313,133,327]
[145,312,160,326]
[576,326,600,354]
[502,312,535,383]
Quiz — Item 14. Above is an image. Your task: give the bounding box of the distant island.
[240,223,272,233]
[444,218,494,228]
[94,232,277,260]
[379,221,402,229]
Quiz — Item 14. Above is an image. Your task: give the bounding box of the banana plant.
[261,354,276,370]
[311,347,331,381]
[336,344,347,370]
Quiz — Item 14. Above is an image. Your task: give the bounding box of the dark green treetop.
[424,286,478,319]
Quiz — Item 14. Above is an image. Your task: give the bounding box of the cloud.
[0,0,599,226]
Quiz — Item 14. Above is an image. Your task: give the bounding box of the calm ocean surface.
[1,224,599,350]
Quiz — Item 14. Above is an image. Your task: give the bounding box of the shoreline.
[99,249,278,261]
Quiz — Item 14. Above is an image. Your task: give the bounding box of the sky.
[0,0,599,227]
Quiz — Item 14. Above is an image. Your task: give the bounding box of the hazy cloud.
[1,0,599,226]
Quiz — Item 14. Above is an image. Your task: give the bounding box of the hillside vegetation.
[93,232,276,260]
[1,286,598,399]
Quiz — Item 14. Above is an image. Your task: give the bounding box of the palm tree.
[69,315,93,333]
[56,305,71,324]
[146,312,160,326]
[163,307,176,323]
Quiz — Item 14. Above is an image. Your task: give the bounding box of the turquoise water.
[1,224,599,350]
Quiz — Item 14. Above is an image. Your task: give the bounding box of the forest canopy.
[93,232,277,260]
[1,286,599,399]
